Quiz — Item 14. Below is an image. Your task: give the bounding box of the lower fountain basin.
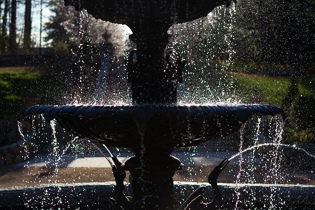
[1,183,314,209]
[19,104,284,155]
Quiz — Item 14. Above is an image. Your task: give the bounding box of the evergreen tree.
[44,0,72,53]
[45,0,127,56]
[232,0,315,68]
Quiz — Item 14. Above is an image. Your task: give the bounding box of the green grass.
[298,77,315,96]
[0,67,65,120]
[218,71,315,145]
[0,66,45,73]
[220,72,291,106]
[221,71,315,106]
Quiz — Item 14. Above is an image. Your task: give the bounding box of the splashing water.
[234,123,246,210]
[231,115,286,209]
[101,144,115,168]
[229,143,315,162]
[15,115,131,208]
[17,120,30,161]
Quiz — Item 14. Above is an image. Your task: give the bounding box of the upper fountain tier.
[64,0,235,28]
[64,0,236,104]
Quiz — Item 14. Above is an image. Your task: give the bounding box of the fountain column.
[127,18,180,104]
[124,152,183,210]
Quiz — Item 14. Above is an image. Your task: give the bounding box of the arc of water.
[229,143,315,161]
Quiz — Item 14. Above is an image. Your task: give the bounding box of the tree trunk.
[0,1,2,21]
[9,0,17,53]
[39,0,42,52]
[1,0,8,35]
[24,0,32,52]
[1,0,9,53]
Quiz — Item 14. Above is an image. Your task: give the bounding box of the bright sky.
[32,3,52,46]
[10,1,52,47]
[13,1,132,48]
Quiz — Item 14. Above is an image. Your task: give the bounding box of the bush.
[291,95,315,132]
[53,41,69,54]
[282,127,315,145]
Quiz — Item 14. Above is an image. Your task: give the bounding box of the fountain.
[14,0,292,209]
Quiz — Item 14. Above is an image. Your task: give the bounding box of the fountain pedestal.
[126,24,173,104]
[124,155,182,209]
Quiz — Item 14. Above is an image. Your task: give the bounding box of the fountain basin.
[18,104,285,209]
[64,0,234,27]
[1,183,314,209]
[0,134,33,165]
[19,104,284,156]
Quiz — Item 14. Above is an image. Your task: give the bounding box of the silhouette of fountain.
[18,0,286,209]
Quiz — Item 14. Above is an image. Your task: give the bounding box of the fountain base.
[1,183,315,209]
[124,155,183,209]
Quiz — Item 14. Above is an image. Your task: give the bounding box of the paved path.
[16,151,263,168]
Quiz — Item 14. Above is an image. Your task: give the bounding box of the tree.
[45,0,128,56]
[24,0,31,51]
[231,0,315,68]
[0,0,9,53]
[0,0,3,33]
[39,0,43,50]
[45,0,71,51]
[9,0,17,53]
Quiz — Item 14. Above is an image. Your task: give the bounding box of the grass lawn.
[298,77,315,96]
[218,71,315,144]
[221,72,290,106]
[219,71,315,107]
[0,67,65,120]
[0,66,45,73]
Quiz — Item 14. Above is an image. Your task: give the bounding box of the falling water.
[229,143,315,162]
[17,120,30,161]
[169,4,242,105]
[134,118,147,184]
[225,3,236,66]
[101,144,116,168]
[16,115,127,208]
[230,115,288,209]
[234,123,246,210]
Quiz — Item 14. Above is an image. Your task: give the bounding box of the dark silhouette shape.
[164,49,187,103]
[204,158,230,209]
[110,155,132,210]
[178,158,229,210]
[19,105,284,209]
[64,0,237,104]
[178,187,206,210]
